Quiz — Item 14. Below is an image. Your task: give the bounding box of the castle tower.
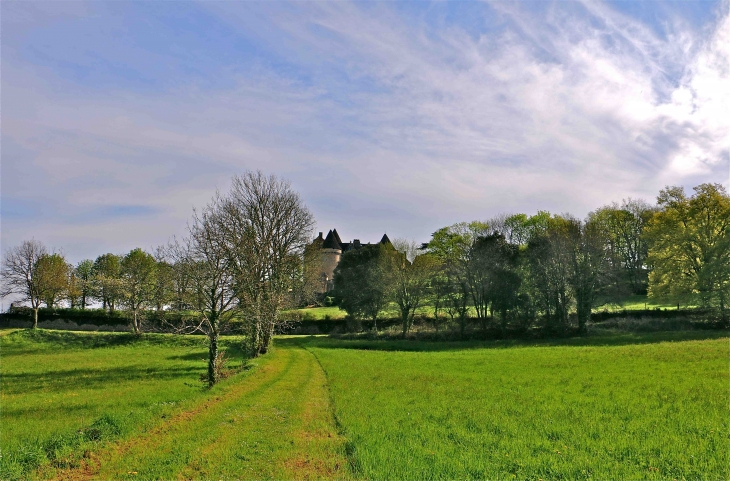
[321,230,342,291]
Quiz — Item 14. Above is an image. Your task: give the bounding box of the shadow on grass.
[1,329,210,351]
[278,329,729,353]
[0,365,205,395]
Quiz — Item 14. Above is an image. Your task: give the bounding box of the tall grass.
[0,329,246,479]
[305,333,729,479]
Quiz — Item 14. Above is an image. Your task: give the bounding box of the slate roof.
[322,230,341,249]
[318,229,392,251]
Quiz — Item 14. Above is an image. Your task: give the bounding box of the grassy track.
[0,330,348,480]
[305,333,729,480]
[54,342,348,480]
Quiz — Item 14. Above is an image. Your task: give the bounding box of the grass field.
[306,332,729,479]
[1,328,727,480]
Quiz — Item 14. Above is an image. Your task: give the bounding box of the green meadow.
[1,329,727,480]
[285,294,683,321]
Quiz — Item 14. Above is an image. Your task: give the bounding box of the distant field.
[285,306,347,320]
[286,295,685,321]
[599,294,687,312]
[306,332,729,479]
[2,329,727,480]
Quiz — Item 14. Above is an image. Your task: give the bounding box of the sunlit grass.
[304,332,729,480]
[0,329,246,479]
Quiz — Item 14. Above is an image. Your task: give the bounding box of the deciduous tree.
[216,171,315,356]
[93,253,124,312]
[1,240,48,328]
[75,259,95,309]
[120,248,157,334]
[389,239,439,337]
[645,184,730,319]
[34,253,69,308]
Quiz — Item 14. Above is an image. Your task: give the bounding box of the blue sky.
[2,0,729,263]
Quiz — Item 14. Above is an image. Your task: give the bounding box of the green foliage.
[121,248,158,333]
[92,253,124,311]
[333,244,392,323]
[587,199,655,295]
[74,259,95,309]
[33,253,69,308]
[645,183,730,317]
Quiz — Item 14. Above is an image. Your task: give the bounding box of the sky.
[2,0,729,264]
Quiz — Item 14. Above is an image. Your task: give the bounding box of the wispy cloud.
[1,0,728,261]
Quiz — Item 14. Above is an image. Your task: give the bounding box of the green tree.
[645,184,730,319]
[121,248,158,334]
[588,199,655,294]
[34,253,69,308]
[333,243,392,329]
[93,253,124,312]
[388,240,439,337]
[66,264,82,308]
[476,234,521,337]
[567,217,611,333]
[526,216,573,332]
[75,259,95,309]
[424,222,487,338]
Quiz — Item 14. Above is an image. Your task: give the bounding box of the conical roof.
[323,230,342,250]
[332,229,344,245]
[380,233,391,245]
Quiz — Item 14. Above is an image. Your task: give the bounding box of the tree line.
[1,171,315,386]
[2,180,728,381]
[331,183,730,337]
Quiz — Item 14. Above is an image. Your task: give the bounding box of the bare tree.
[1,240,48,328]
[168,197,238,386]
[217,171,315,356]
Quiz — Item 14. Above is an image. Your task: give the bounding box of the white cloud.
[2,0,728,262]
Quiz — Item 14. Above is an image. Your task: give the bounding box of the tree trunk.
[401,307,409,337]
[372,313,378,332]
[249,317,262,357]
[208,321,219,387]
[260,322,273,355]
[32,307,39,329]
[132,309,140,334]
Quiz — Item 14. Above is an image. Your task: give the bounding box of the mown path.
[52,341,349,480]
